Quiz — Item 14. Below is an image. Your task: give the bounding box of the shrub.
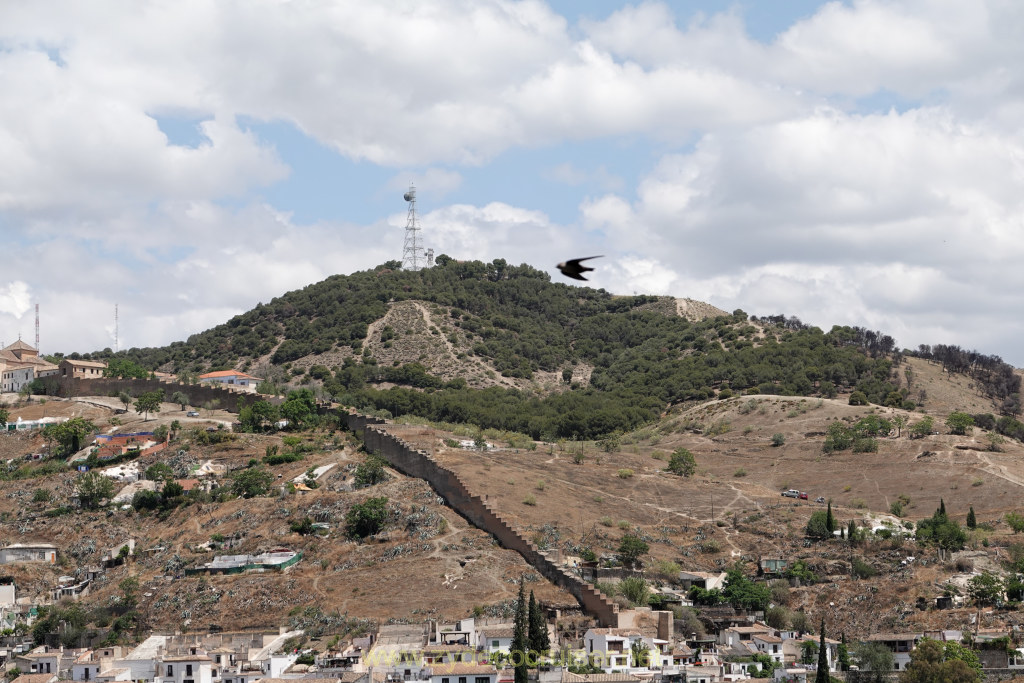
[701,540,721,553]
[599,516,613,527]
[32,489,52,503]
[522,495,537,506]
[852,437,878,453]
[667,448,696,477]
[851,557,877,579]
[823,422,854,453]
[733,468,747,477]
[345,497,389,539]
[848,391,869,406]
[353,454,390,489]
[617,469,634,479]
[619,576,650,606]
[617,534,649,568]
[1005,512,1024,533]
[264,452,303,466]
[771,433,785,447]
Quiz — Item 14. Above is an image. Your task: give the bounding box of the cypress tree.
[815,619,829,683]
[939,498,947,517]
[528,590,550,655]
[825,502,836,533]
[838,633,851,672]
[847,520,857,543]
[512,580,529,683]
[967,506,977,529]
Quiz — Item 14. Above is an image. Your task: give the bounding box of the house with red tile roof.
[198,370,262,393]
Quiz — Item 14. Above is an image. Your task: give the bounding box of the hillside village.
[4,266,1024,683]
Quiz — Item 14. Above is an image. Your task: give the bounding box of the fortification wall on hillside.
[54,378,281,413]
[341,411,621,627]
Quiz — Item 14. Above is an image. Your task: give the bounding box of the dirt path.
[973,451,1024,488]
[411,301,457,356]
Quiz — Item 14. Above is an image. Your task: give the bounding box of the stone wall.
[340,411,622,627]
[54,377,278,413]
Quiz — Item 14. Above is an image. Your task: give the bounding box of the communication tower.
[401,185,424,271]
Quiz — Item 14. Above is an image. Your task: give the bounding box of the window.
[186,665,193,676]
[167,666,174,676]
[442,679,449,683]
[458,677,467,683]
[475,678,490,683]
[492,641,499,648]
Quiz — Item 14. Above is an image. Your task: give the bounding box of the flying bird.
[557,256,603,281]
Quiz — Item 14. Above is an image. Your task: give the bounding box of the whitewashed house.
[0,543,57,564]
[477,626,514,658]
[582,629,669,672]
[159,653,213,683]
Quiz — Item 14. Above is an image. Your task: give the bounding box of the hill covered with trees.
[62,258,1017,440]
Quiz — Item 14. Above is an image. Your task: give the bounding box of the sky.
[1,1,1023,366]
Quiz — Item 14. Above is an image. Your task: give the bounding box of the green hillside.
[75,258,947,439]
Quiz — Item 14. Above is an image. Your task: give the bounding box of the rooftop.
[199,370,261,380]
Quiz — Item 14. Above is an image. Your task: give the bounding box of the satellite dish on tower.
[404,190,415,202]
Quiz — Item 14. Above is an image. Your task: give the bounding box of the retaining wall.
[341,411,621,627]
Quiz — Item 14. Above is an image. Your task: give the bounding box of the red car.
[799,492,809,500]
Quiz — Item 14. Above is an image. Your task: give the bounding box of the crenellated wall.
[341,411,622,627]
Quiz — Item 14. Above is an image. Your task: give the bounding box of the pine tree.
[967,506,977,529]
[815,619,829,683]
[512,580,529,683]
[825,502,836,533]
[528,590,550,655]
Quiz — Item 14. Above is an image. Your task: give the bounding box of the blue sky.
[2,0,1024,366]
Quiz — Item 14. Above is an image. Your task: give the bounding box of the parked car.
[799,492,809,500]
[781,489,800,498]
[186,410,199,417]
[815,496,826,504]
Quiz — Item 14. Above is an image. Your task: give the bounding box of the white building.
[582,629,669,672]
[0,543,57,565]
[73,648,129,682]
[477,627,514,657]
[862,634,922,672]
[198,370,262,393]
[159,653,213,683]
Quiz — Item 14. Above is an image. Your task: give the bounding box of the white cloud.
[579,104,1024,360]
[0,281,32,318]
[2,0,1024,366]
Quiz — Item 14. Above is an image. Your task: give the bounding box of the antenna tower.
[401,185,424,271]
[35,304,40,352]
[115,303,119,353]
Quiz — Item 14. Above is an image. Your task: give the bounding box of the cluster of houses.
[3,629,305,683]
